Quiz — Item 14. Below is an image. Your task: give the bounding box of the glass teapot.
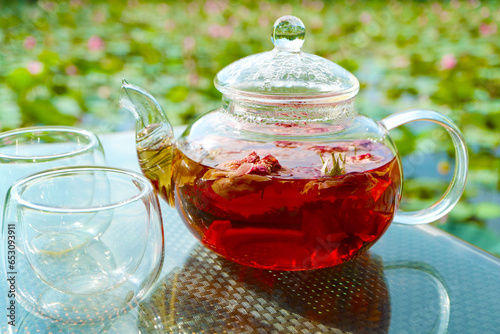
[120,16,468,271]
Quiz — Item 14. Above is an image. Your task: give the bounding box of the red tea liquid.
[140,138,402,270]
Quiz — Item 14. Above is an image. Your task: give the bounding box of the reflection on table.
[9,245,448,334]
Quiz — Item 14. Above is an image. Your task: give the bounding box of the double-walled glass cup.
[0,126,105,218]
[2,167,164,324]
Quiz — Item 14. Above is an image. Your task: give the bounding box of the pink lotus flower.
[302,0,324,11]
[87,35,105,51]
[27,61,43,75]
[208,24,233,38]
[440,54,457,70]
[40,1,56,11]
[23,36,36,50]
[450,0,461,9]
[65,65,78,76]
[393,55,410,68]
[440,10,450,22]
[480,23,497,36]
[258,15,269,27]
[92,11,106,24]
[468,0,480,8]
[183,36,196,52]
[164,20,176,31]
[98,86,111,99]
[204,0,228,15]
[359,11,371,24]
[480,7,490,18]
[188,72,199,86]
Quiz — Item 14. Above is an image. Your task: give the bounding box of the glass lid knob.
[271,15,305,52]
[215,15,359,103]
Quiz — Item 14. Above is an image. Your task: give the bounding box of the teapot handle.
[380,109,468,225]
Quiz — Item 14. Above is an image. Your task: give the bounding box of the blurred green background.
[1,0,499,256]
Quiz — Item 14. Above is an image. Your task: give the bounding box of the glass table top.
[1,131,499,333]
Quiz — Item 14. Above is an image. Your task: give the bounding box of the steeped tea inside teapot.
[139,135,401,270]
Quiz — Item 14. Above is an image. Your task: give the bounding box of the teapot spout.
[120,80,175,205]
[120,80,173,134]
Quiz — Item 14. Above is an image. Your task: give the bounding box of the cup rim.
[0,126,101,161]
[10,166,155,213]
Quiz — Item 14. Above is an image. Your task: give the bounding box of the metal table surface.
[1,131,499,334]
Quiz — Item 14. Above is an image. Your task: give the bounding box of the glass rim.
[9,166,154,214]
[0,126,101,161]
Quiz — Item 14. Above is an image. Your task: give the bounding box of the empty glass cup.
[0,126,105,219]
[2,166,164,324]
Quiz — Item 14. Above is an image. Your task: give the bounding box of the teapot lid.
[215,16,359,104]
